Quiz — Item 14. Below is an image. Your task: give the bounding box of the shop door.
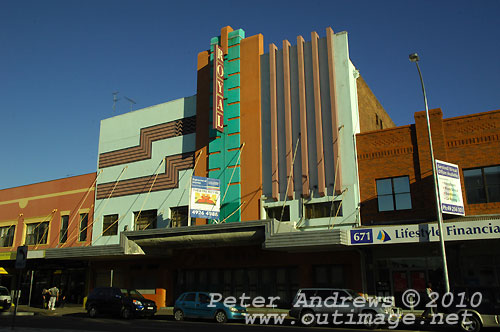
[392,270,427,309]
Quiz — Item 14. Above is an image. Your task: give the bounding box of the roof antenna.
[124,96,136,112]
[112,91,120,112]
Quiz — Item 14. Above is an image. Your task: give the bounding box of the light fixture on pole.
[409,52,451,293]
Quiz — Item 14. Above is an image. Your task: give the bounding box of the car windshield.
[0,287,8,296]
[345,289,363,299]
[120,289,144,298]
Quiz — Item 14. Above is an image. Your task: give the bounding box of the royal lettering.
[212,44,224,132]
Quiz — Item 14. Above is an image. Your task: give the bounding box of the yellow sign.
[0,267,8,274]
[0,252,14,261]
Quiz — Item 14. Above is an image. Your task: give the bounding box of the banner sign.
[213,44,224,132]
[348,219,500,245]
[436,160,465,216]
[190,176,220,219]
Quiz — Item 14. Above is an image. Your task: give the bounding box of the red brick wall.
[357,109,500,225]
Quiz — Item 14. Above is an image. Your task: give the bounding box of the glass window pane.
[484,166,500,186]
[464,169,484,187]
[378,195,394,211]
[395,193,412,210]
[376,179,393,195]
[464,168,486,204]
[466,187,487,204]
[393,176,410,193]
[487,185,500,203]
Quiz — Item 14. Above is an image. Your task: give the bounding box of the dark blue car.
[174,292,247,323]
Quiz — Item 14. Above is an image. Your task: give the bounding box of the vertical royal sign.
[213,44,224,132]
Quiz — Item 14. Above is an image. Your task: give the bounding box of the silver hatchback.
[0,286,12,311]
[289,288,401,328]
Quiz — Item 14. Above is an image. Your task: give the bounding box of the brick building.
[0,173,96,305]
[354,108,500,306]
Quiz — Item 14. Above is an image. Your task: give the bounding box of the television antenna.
[124,96,136,112]
[112,91,120,112]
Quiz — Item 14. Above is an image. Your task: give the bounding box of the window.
[79,213,88,242]
[103,214,118,236]
[25,222,49,245]
[463,165,500,204]
[59,215,69,243]
[170,206,188,227]
[184,293,196,302]
[305,201,342,219]
[376,176,412,211]
[134,209,157,230]
[265,206,290,221]
[0,225,15,247]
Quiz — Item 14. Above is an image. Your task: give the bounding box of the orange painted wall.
[240,34,264,221]
[0,173,96,252]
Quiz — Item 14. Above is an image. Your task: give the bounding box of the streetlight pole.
[409,53,451,294]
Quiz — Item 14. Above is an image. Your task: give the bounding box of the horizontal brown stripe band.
[96,152,195,199]
[98,116,196,168]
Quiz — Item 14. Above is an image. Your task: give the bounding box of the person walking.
[47,286,59,310]
[42,289,49,309]
[422,282,435,318]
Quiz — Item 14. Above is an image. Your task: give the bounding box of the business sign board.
[213,44,224,132]
[436,160,465,216]
[190,176,220,219]
[348,219,500,245]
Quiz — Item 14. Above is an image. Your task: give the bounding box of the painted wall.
[260,30,361,230]
[0,173,96,257]
[93,97,197,246]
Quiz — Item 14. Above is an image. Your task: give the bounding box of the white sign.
[348,219,500,245]
[436,159,465,216]
[189,176,220,219]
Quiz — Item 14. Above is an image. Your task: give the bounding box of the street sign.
[15,246,28,269]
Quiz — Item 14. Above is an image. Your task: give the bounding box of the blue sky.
[1,0,499,189]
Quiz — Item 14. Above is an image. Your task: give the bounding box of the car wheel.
[88,306,98,318]
[459,313,481,332]
[121,307,132,319]
[174,309,184,321]
[300,309,316,327]
[215,310,228,324]
[362,310,379,329]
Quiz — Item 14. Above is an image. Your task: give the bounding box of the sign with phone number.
[190,209,219,218]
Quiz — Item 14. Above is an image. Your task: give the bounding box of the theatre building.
[0,173,96,305]
[354,108,500,307]
[84,25,393,307]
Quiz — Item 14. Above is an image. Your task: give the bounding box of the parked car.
[85,287,157,319]
[289,288,401,328]
[0,286,12,311]
[174,292,247,323]
[435,287,500,332]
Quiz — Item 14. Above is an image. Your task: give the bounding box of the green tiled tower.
[208,29,245,223]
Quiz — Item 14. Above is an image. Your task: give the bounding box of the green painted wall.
[208,29,245,223]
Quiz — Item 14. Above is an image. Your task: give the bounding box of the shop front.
[349,217,500,308]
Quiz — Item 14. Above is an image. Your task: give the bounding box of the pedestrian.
[47,286,59,310]
[42,289,49,309]
[422,282,435,318]
[59,292,66,308]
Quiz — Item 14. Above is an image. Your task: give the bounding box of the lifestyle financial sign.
[349,219,500,245]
